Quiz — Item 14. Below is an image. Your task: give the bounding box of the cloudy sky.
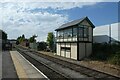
[0,1,119,41]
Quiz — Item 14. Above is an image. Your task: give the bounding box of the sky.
[0,1,119,41]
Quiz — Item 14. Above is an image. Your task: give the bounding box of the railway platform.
[10,51,49,79]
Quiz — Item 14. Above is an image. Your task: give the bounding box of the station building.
[55,17,95,60]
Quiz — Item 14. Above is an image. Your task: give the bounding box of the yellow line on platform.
[10,51,28,80]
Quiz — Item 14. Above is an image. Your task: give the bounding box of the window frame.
[61,47,71,52]
[79,25,89,38]
[63,28,72,38]
[72,27,77,38]
[58,31,63,39]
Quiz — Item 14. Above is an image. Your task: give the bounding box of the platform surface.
[10,51,49,79]
[0,51,2,79]
[2,51,18,79]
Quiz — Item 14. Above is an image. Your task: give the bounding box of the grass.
[108,51,120,66]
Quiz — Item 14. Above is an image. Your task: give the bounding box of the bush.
[91,42,120,61]
[108,51,120,66]
[91,43,111,60]
[37,42,47,51]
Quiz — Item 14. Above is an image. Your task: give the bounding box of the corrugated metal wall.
[93,23,120,43]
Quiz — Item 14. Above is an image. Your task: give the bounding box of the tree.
[46,32,55,51]
[20,34,25,42]
[16,36,21,44]
[29,35,37,43]
[22,34,25,40]
[16,34,25,44]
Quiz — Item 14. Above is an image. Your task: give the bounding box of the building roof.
[55,16,95,31]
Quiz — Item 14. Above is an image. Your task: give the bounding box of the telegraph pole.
[109,24,111,44]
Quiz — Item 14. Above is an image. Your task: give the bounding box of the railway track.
[15,48,71,80]
[15,46,120,80]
